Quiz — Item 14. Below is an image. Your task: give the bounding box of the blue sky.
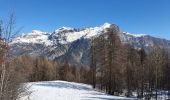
[0,0,170,39]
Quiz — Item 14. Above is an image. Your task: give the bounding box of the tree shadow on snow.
[34,81,93,91]
[81,92,139,100]
[81,96,138,100]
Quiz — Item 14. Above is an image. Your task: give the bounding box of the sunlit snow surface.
[20,81,138,100]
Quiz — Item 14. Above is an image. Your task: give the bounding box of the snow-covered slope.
[20,81,137,100]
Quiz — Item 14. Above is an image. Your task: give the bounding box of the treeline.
[89,25,170,99]
[12,55,91,84]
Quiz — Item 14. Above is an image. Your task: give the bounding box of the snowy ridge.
[124,32,146,37]
[63,24,108,43]
[20,80,136,100]
[51,22,112,44]
[11,30,52,46]
[11,23,147,45]
[55,27,74,33]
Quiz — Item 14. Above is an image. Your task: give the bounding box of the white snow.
[56,23,111,43]
[19,80,137,100]
[124,32,146,37]
[11,30,52,46]
[55,27,74,33]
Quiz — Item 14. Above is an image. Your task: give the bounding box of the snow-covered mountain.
[10,23,170,65]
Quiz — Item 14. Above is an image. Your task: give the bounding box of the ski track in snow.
[20,80,138,100]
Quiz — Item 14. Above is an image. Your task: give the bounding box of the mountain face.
[10,23,170,66]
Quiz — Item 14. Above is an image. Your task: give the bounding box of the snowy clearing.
[20,80,138,100]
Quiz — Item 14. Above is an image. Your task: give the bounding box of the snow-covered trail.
[20,80,138,100]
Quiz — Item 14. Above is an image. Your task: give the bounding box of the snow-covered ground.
[20,80,138,100]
